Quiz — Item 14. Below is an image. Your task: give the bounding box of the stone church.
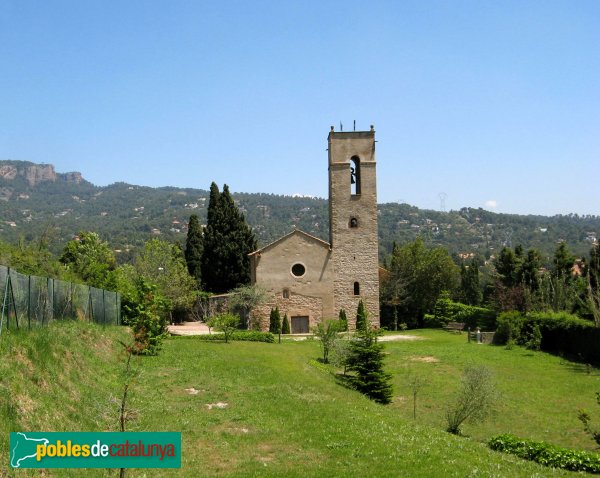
[250,126,380,332]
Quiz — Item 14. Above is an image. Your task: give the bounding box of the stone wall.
[253,292,324,332]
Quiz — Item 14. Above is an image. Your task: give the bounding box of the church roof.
[248,229,331,256]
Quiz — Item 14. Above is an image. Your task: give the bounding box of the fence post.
[70,282,74,319]
[7,273,18,329]
[28,274,31,329]
[102,289,106,325]
[88,286,93,322]
[1,268,9,334]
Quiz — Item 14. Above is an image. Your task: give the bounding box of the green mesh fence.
[0,265,121,334]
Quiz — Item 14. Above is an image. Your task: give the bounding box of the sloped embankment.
[0,321,131,475]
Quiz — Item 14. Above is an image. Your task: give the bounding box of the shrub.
[183,331,275,343]
[578,392,600,448]
[427,297,497,330]
[122,278,169,355]
[206,313,240,343]
[489,434,600,473]
[281,313,290,334]
[356,300,368,331]
[494,311,526,346]
[494,310,600,364]
[445,365,497,435]
[269,307,281,334]
[312,319,343,364]
[338,309,348,332]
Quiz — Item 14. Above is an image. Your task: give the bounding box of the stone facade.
[328,129,380,326]
[250,127,380,330]
[253,292,324,333]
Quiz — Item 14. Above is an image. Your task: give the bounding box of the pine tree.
[339,309,348,331]
[281,313,290,334]
[346,325,393,404]
[201,183,257,293]
[184,214,203,286]
[356,300,368,331]
[269,307,281,333]
[553,241,575,279]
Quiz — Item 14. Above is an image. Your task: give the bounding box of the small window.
[283,288,290,299]
[350,156,361,195]
[349,217,358,228]
[291,263,306,277]
[354,282,360,295]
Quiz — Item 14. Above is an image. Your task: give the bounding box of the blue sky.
[1,1,599,216]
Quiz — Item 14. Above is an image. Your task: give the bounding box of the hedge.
[175,331,275,343]
[489,434,600,474]
[424,297,497,330]
[494,311,600,364]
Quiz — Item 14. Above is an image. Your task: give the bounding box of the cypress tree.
[269,307,281,333]
[339,308,348,331]
[201,183,257,293]
[460,261,481,305]
[356,300,368,331]
[281,313,290,334]
[184,214,203,286]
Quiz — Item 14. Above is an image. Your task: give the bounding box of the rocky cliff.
[0,161,84,186]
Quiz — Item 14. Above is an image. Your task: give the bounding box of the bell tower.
[328,125,379,326]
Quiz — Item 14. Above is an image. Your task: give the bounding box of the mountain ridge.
[1,160,598,262]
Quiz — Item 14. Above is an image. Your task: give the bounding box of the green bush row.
[494,310,600,364]
[424,297,497,330]
[488,434,600,474]
[176,331,275,343]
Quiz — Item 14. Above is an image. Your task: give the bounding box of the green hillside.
[1,159,599,263]
[2,322,599,476]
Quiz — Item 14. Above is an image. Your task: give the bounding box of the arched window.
[354,282,360,296]
[349,217,358,228]
[283,288,290,299]
[350,156,361,195]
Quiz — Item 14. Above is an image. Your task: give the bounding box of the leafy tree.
[121,277,170,355]
[356,300,368,331]
[384,238,460,327]
[184,214,203,286]
[338,309,348,331]
[345,324,393,404]
[201,183,257,293]
[269,307,281,333]
[206,313,240,343]
[445,365,497,435]
[312,319,343,364]
[59,231,116,288]
[228,284,267,329]
[281,313,290,334]
[134,238,197,320]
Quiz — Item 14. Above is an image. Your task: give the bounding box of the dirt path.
[168,322,423,341]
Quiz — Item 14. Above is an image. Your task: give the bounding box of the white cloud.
[485,200,498,209]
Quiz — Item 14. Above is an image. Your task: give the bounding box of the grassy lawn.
[384,330,600,451]
[124,333,592,477]
[1,325,598,477]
